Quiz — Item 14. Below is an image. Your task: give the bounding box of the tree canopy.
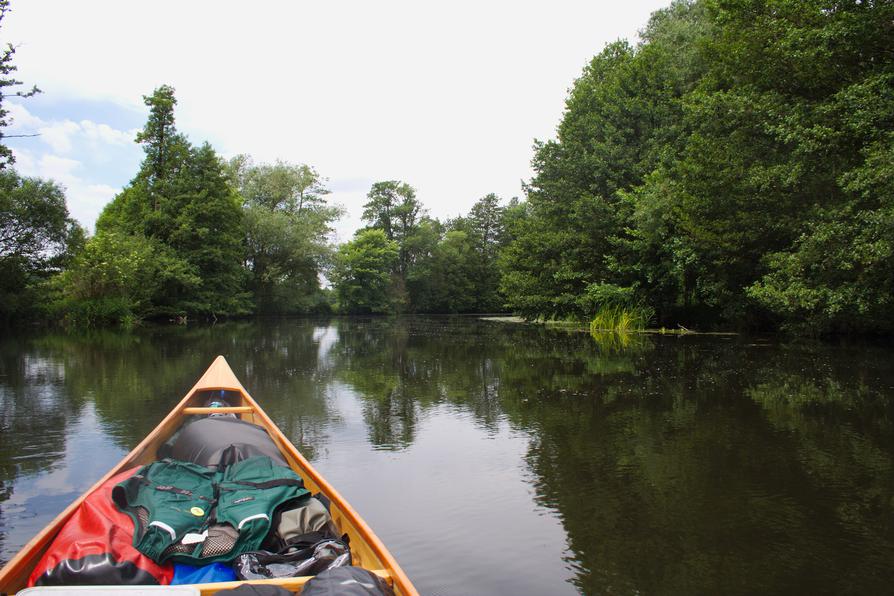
[499,0,894,334]
[69,86,249,323]
[0,169,81,322]
[336,180,514,315]
[227,155,342,314]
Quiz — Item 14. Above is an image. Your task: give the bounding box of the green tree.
[229,156,330,214]
[495,1,716,322]
[496,0,891,333]
[500,39,655,319]
[403,217,442,312]
[91,85,249,319]
[227,155,342,314]
[431,230,478,313]
[133,85,183,200]
[464,193,507,311]
[166,143,249,316]
[55,231,199,326]
[96,86,192,238]
[0,169,80,321]
[714,0,894,332]
[331,229,399,314]
[362,180,423,278]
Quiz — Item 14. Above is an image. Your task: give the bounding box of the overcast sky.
[4,0,670,241]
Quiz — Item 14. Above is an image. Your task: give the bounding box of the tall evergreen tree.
[466,193,506,311]
[168,143,248,316]
[134,85,182,198]
[91,85,248,319]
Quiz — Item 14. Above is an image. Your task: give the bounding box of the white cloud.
[8,102,138,154]
[36,153,80,179]
[6,101,45,131]
[7,102,141,230]
[14,150,119,230]
[79,120,137,146]
[37,120,80,153]
[78,183,120,218]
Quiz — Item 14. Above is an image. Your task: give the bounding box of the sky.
[3,0,670,241]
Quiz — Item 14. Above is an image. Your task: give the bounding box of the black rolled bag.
[301,566,396,596]
[215,585,293,596]
[157,415,288,469]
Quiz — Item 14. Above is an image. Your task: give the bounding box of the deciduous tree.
[331,229,399,314]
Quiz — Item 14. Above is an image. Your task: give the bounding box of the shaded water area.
[1,317,894,594]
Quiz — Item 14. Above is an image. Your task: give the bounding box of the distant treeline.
[2,0,893,334]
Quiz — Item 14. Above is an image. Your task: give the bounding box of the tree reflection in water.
[2,320,894,594]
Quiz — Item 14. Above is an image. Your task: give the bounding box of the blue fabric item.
[171,562,237,584]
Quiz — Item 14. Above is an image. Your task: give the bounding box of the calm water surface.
[1,318,893,595]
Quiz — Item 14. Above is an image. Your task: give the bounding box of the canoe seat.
[189,569,392,594]
[182,406,254,415]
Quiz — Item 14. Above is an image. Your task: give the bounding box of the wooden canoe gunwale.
[0,355,418,596]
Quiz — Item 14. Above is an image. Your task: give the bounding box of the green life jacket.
[112,456,309,564]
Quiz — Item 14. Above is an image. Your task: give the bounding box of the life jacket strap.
[222,478,304,490]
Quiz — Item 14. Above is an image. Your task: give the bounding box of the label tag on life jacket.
[181,530,208,545]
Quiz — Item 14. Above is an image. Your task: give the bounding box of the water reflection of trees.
[5,320,894,592]
[0,335,86,565]
[328,318,640,449]
[507,338,894,594]
[745,345,894,593]
[0,341,79,484]
[332,321,894,593]
[1,321,342,484]
[76,321,341,460]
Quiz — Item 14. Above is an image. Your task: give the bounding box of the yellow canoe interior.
[0,355,418,595]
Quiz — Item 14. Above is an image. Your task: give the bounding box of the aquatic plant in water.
[589,304,654,333]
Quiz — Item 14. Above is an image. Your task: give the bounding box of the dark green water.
[1,318,894,595]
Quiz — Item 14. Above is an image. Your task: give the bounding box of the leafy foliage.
[87,86,250,320]
[0,169,81,322]
[334,181,516,314]
[362,180,424,279]
[55,231,200,326]
[499,0,894,334]
[227,155,342,314]
[331,229,399,314]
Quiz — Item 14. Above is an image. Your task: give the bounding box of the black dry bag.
[301,566,396,596]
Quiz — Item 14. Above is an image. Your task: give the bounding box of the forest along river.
[1,317,894,595]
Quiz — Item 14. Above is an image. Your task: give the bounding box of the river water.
[1,317,893,594]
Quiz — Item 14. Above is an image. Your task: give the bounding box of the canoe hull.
[0,355,417,595]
